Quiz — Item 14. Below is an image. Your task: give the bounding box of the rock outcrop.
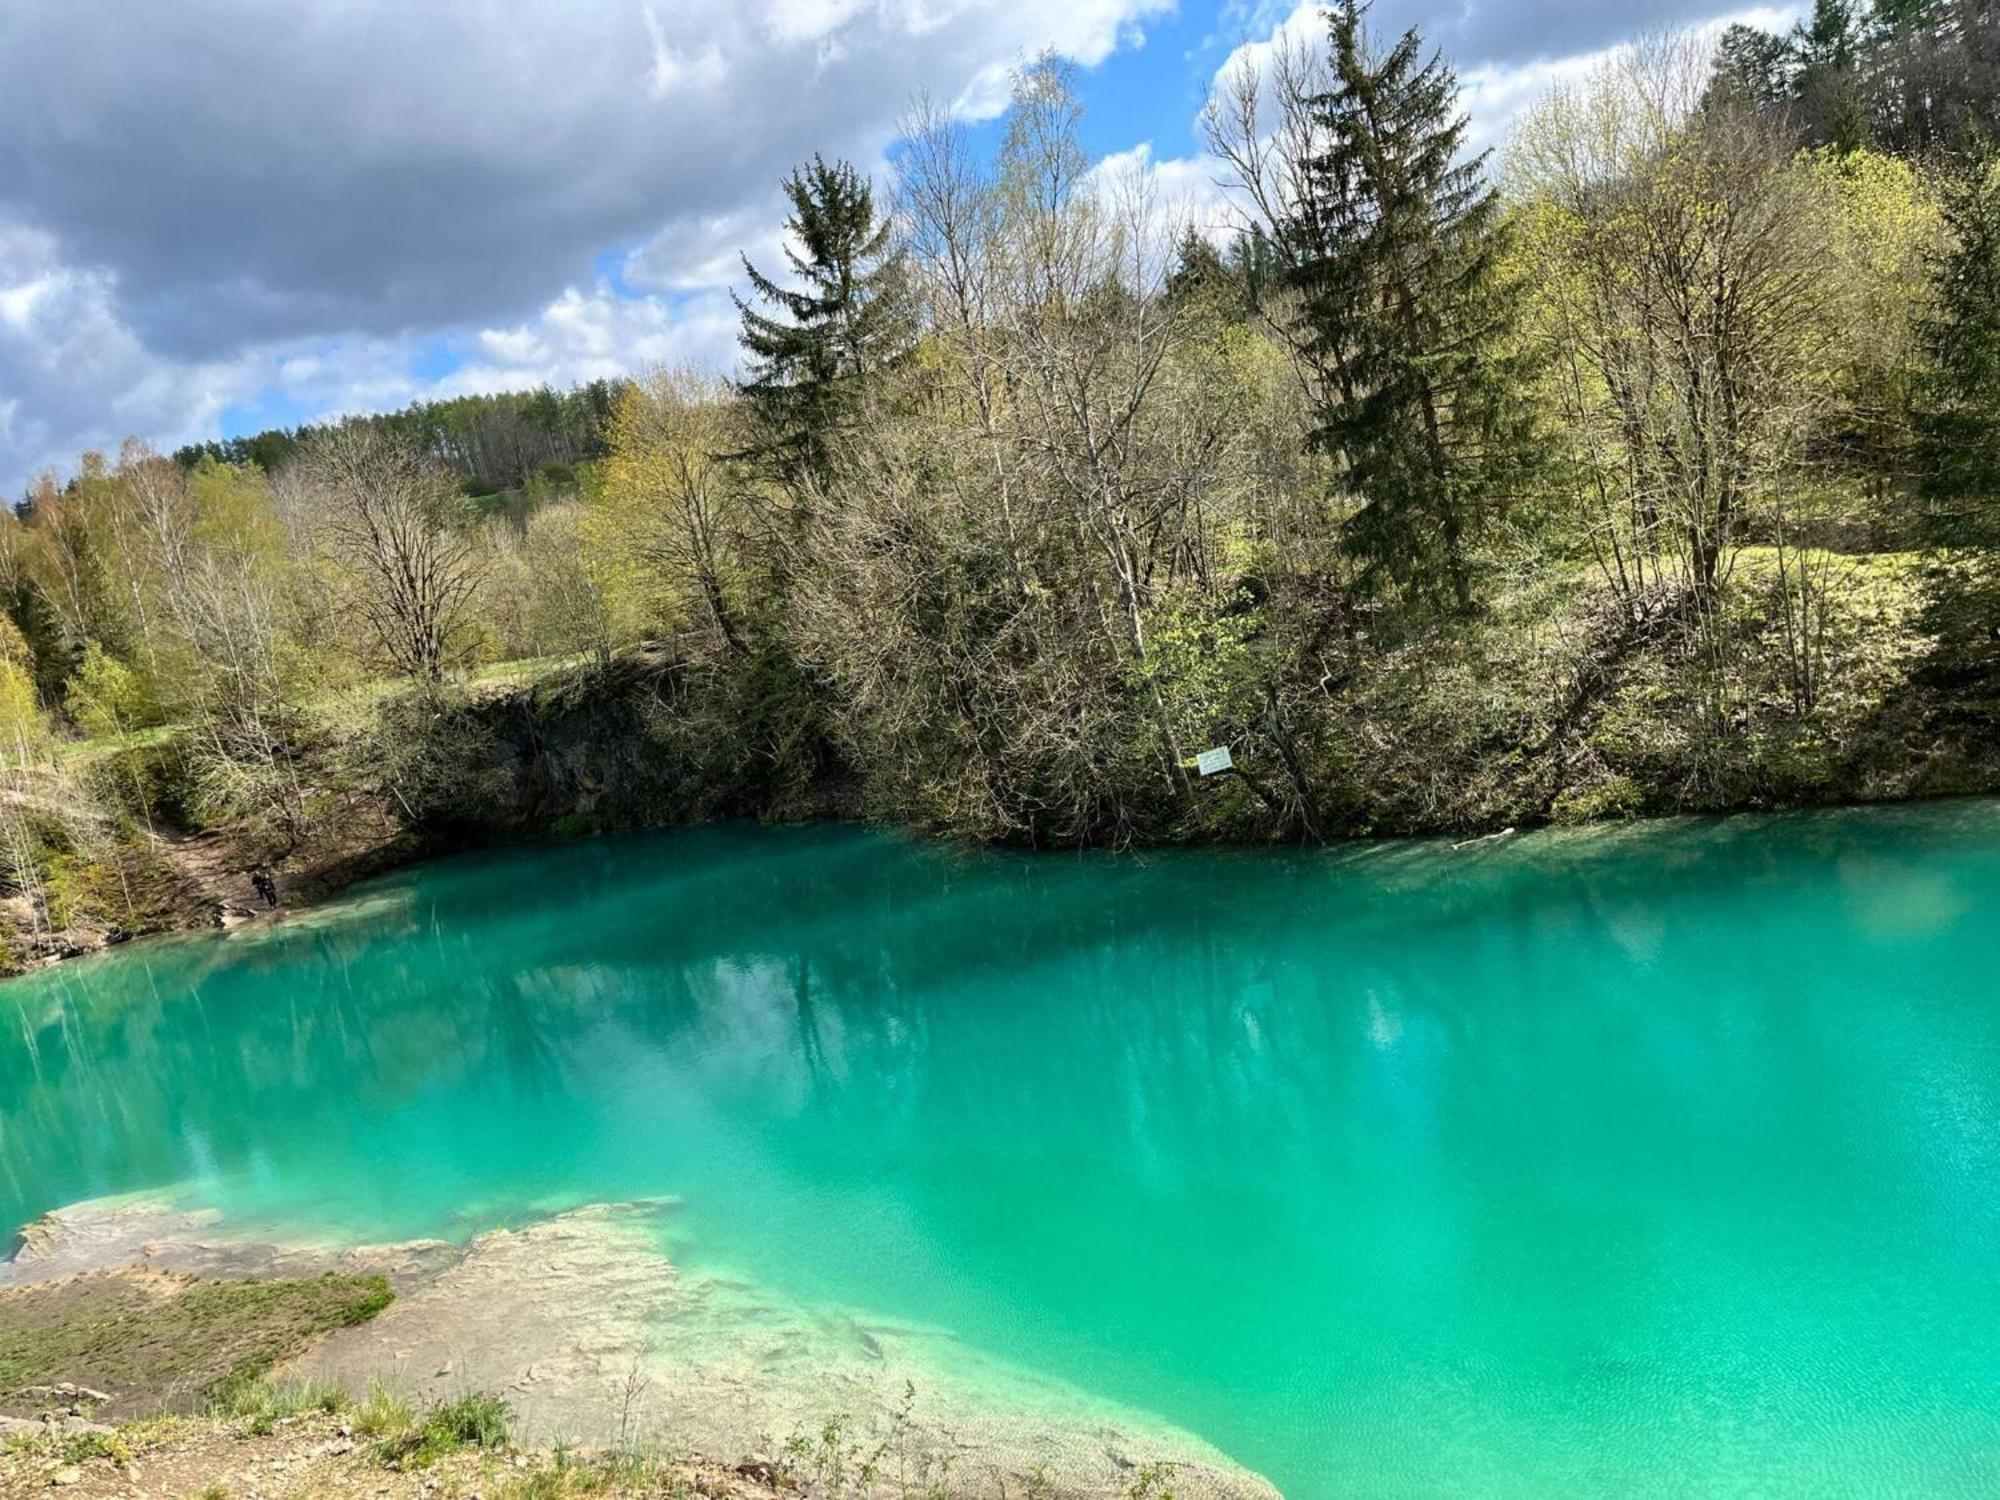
[6,1195,1280,1500]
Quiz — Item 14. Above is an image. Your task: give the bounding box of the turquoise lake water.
[4,806,2000,1496]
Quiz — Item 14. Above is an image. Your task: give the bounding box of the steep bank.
[5,630,1996,976]
[0,778,414,975]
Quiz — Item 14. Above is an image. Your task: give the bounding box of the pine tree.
[1283,0,1537,612]
[1707,23,1793,114]
[1790,0,1870,150]
[1915,147,2000,703]
[1793,0,1862,74]
[736,155,910,488]
[1164,228,1237,312]
[1869,0,1944,30]
[1229,227,1282,314]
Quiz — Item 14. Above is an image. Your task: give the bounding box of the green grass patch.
[372,1392,510,1469]
[52,722,177,769]
[211,1376,351,1436]
[0,1415,198,1470]
[0,1271,392,1420]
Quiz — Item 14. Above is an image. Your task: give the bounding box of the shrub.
[67,642,159,739]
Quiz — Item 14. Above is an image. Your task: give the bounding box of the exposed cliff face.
[0,780,414,976]
[4,639,1995,976]
[0,652,809,974]
[377,647,2000,858]
[384,648,855,842]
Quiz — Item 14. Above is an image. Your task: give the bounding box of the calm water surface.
[5,805,2000,1497]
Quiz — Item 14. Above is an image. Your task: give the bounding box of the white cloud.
[1460,3,1804,155]
[444,285,743,396]
[625,204,789,294]
[208,286,740,445]
[1210,0,1325,98]
[642,5,731,98]
[1196,0,1810,185]
[0,0,1173,357]
[0,223,259,491]
[1087,143,1237,245]
[265,338,429,424]
[765,0,869,46]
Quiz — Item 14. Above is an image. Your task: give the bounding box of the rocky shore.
[2,1195,1279,1500]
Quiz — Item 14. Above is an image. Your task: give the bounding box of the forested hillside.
[0,0,1995,964]
[174,382,623,501]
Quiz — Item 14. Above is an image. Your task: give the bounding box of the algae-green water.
[6,804,2000,1496]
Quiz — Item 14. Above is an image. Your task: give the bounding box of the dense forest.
[173,381,624,500]
[0,0,1996,960]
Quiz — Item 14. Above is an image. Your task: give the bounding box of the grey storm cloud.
[1402,0,1772,67]
[0,0,1162,361]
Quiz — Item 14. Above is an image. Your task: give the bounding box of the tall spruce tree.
[1284,0,1536,612]
[1916,147,2000,703]
[736,155,910,488]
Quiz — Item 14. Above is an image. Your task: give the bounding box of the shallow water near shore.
[6,804,2000,1497]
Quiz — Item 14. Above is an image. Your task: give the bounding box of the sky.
[0,0,1800,496]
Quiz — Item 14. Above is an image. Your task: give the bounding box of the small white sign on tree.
[1195,746,1234,777]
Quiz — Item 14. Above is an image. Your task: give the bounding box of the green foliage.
[351,1380,417,1440]
[0,655,48,760]
[0,4,1993,888]
[1550,773,1646,825]
[177,381,622,497]
[495,1472,586,1500]
[1915,148,2000,703]
[737,154,912,485]
[68,641,158,738]
[1709,23,1792,112]
[0,1272,391,1421]
[1283,0,1538,611]
[52,1428,138,1467]
[373,1392,510,1469]
[0,614,33,673]
[1703,0,1999,153]
[214,1377,350,1436]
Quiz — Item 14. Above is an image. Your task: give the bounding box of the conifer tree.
[1164,227,1233,310]
[1283,0,1536,613]
[1916,147,2000,702]
[1707,23,1793,113]
[1790,0,1870,150]
[736,155,910,488]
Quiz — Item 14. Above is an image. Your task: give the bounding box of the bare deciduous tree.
[288,426,487,685]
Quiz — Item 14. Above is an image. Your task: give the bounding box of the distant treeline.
[1711,0,1998,153]
[173,381,628,497]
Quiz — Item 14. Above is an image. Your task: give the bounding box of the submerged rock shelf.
[5,1193,1278,1499]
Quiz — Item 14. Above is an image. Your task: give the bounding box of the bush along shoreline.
[4,4,2000,968]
